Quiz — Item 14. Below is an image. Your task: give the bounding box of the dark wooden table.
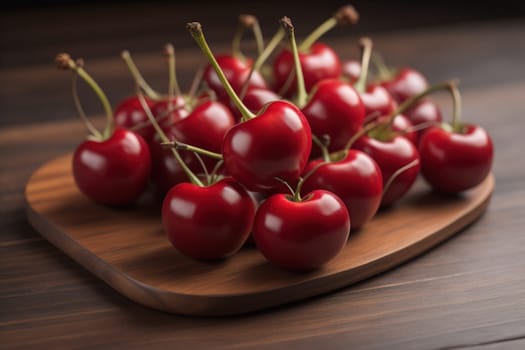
[1,3,525,349]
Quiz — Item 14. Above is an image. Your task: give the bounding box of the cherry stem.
[239,27,285,99]
[312,134,331,162]
[232,19,247,60]
[121,50,162,100]
[210,159,224,184]
[136,91,204,187]
[55,53,114,140]
[379,81,453,131]
[382,159,419,197]
[161,140,223,160]
[447,80,462,132]
[237,14,265,57]
[354,37,373,93]
[164,44,182,100]
[71,73,103,140]
[281,17,308,108]
[188,66,205,100]
[192,152,211,185]
[343,120,381,151]
[371,53,394,80]
[187,22,256,122]
[298,5,359,52]
[294,161,327,202]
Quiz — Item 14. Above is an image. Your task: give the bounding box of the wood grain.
[2,6,525,349]
[25,154,494,315]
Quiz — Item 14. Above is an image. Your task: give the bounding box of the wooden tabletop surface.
[1,3,525,349]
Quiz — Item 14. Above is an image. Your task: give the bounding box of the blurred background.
[1,0,525,126]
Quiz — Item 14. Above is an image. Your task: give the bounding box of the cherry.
[301,149,383,231]
[341,59,361,84]
[404,99,442,138]
[162,179,255,260]
[56,54,151,206]
[229,87,281,120]
[188,21,312,192]
[351,82,451,206]
[419,82,493,193]
[281,17,364,158]
[353,38,397,120]
[203,15,267,111]
[273,5,359,97]
[150,100,234,195]
[373,53,429,104]
[253,176,350,271]
[114,96,157,141]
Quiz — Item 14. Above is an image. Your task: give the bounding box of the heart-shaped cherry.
[419,81,493,193]
[273,5,359,97]
[189,21,312,192]
[56,54,151,206]
[281,17,364,158]
[253,177,350,271]
[404,99,442,139]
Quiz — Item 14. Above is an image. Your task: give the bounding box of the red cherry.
[353,134,420,207]
[230,87,280,120]
[150,100,234,195]
[114,96,157,142]
[272,5,359,97]
[73,128,151,206]
[381,67,428,103]
[418,82,493,193]
[150,96,190,130]
[162,178,255,260]
[273,43,342,97]
[404,99,442,138]
[301,150,383,230]
[203,55,266,106]
[377,114,418,146]
[419,125,493,193]
[222,101,312,191]
[302,79,365,156]
[253,190,350,271]
[342,59,361,84]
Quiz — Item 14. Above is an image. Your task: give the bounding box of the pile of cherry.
[55,5,493,271]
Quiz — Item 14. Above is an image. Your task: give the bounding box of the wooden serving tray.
[25,154,494,316]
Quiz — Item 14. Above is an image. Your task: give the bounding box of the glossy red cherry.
[150,100,234,195]
[114,96,157,142]
[230,87,280,120]
[162,178,255,260]
[376,114,417,146]
[150,95,190,130]
[56,53,152,206]
[342,59,361,84]
[419,82,493,193]
[301,150,383,230]
[380,67,428,104]
[204,55,266,106]
[404,99,442,138]
[222,101,312,191]
[73,128,151,206]
[272,5,359,97]
[353,134,420,207]
[253,189,350,271]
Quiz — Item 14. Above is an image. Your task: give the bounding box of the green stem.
[231,22,246,60]
[71,74,103,140]
[371,53,394,80]
[162,140,223,160]
[165,44,182,99]
[136,92,204,187]
[382,159,419,197]
[239,27,285,99]
[380,81,452,131]
[354,37,373,93]
[281,17,307,108]
[187,22,256,122]
[61,57,114,139]
[312,134,331,162]
[121,50,162,100]
[343,120,381,151]
[294,161,327,202]
[251,18,265,57]
[448,81,462,132]
[298,5,359,52]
